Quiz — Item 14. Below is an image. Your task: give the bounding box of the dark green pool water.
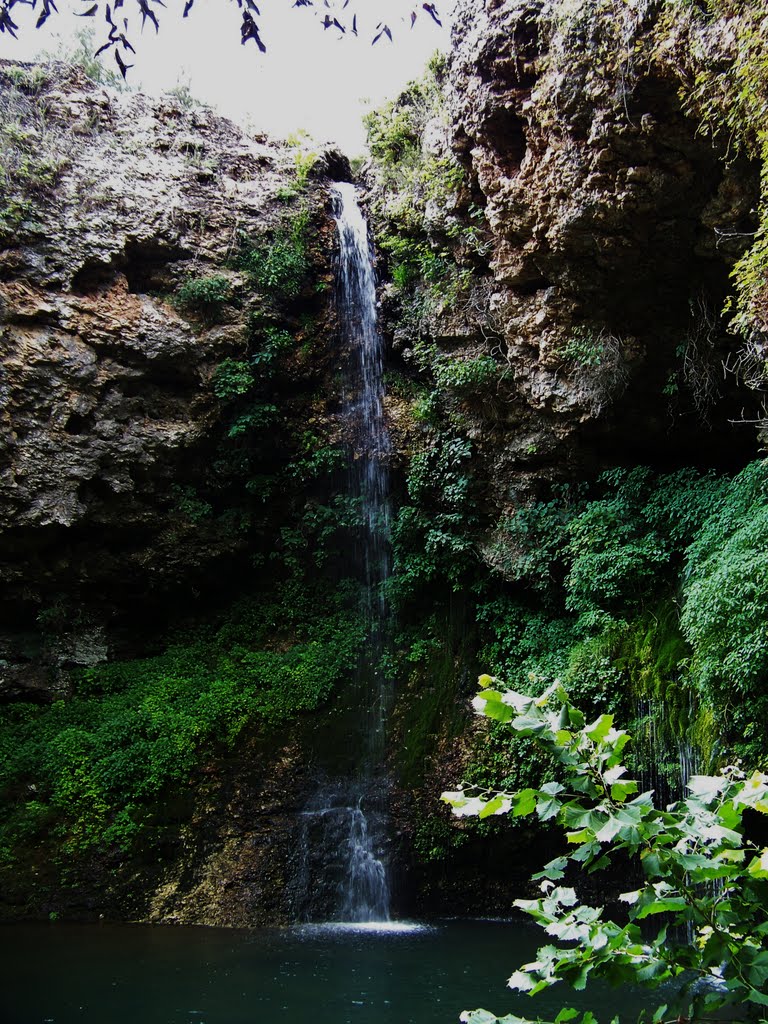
[0,918,651,1024]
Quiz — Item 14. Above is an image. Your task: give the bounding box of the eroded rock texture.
[0,61,341,698]
[378,0,761,525]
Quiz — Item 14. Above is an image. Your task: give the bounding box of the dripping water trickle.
[294,182,392,924]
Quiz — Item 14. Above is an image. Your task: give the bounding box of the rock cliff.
[0,60,343,699]
[373,0,761,511]
[0,61,357,926]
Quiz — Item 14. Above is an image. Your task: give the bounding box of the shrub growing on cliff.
[444,678,768,1023]
[237,208,310,302]
[174,274,233,323]
[433,354,498,395]
[212,358,254,400]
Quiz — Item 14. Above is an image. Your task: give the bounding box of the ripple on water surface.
[0,918,659,1024]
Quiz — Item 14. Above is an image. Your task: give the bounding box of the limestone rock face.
[376,0,760,531]
[0,61,341,687]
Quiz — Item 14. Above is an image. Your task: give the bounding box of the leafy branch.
[443,677,768,1024]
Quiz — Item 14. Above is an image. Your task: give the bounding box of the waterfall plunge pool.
[0,917,657,1023]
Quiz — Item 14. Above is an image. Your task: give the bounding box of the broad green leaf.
[512,713,550,735]
[533,856,569,881]
[636,897,687,919]
[555,1009,579,1023]
[513,788,537,817]
[537,794,563,821]
[473,690,515,724]
[507,970,536,992]
[567,828,592,844]
[735,771,768,814]
[442,792,488,817]
[585,714,614,742]
[619,889,641,904]
[595,816,623,843]
[479,795,511,819]
[748,848,768,879]
[501,690,538,712]
[571,840,601,863]
[687,775,727,802]
[746,949,768,988]
[641,850,662,878]
[571,964,591,991]
[540,781,567,797]
[610,779,639,803]
[460,1010,500,1024]
[552,886,578,907]
[571,775,601,798]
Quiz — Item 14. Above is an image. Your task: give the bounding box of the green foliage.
[1,65,49,94]
[565,467,725,622]
[42,26,126,89]
[0,70,69,238]
[487,468,724,625]
[488,488,582,601]
[212,358,254,400]
[0,586,364,860]
[288,430,345,480]
[557,327,610,368]
[378,233,466,309]
[365,104,420,165]
[445,680,768,1023]
[467,462,768,783]
[477,600,580,690]
[365,53,477,326]
[412,813,467,863]
[388,433,477,604]
[433,355,498,395]
[675,0,768,342]
[170,484,213,522]
[364,51,447,173]
[681,459,768,764]
[237,208,310,302]
[165,80,200,110]
[293,150,318,189]
[174,274,233,323]
[392,623,467,787]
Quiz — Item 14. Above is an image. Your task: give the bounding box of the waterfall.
[294,182,392,924]
[633,692,701,805]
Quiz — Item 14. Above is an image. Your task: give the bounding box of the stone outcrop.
[0,61,344,697]
[376,0,761,525]
[0,60,359,927]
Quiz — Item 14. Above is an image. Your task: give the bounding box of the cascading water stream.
[633,692,702,805]
[294,182,392,924]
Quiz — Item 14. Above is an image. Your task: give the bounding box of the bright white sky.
[0,0,453,154]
